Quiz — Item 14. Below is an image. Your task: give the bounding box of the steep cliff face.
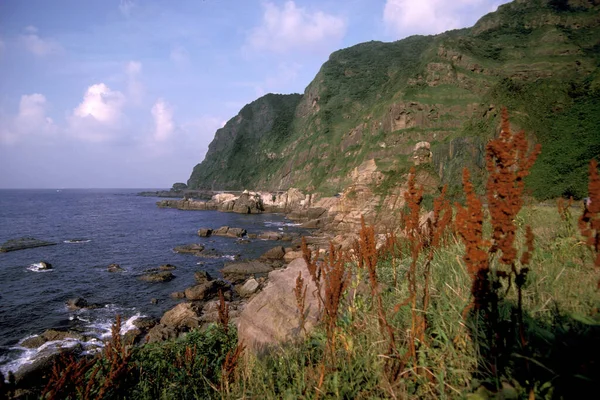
[188,0,600,200]
[187,93,302,190]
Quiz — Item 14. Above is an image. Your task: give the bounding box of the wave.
[0,311,142,378]
[64,239,91,243]
[26,263,53,273]
[263,221,300,227]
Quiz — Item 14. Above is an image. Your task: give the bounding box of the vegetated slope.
[187,93,302,190]
[188,0,600,199]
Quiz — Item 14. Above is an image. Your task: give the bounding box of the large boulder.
[283,250,303,263]
[184,280,228,301]
[213,226,247,238]
[260,246,286,260]
[145,324,178,344]
[194,270,214,284]
[197,228,212,237]
[237,258,321,353]
[231,192,264,214]
[160,302,201,330]
[257,231,283,240]
[237,278,260,298]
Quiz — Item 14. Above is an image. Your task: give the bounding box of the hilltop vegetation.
[187,0,600,200]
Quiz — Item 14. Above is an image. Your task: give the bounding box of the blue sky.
[0,0,509,188]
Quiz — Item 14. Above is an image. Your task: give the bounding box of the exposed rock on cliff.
[185,0,600,201]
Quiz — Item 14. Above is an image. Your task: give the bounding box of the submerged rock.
[0,237,57,253]
[138,271,175,283]
[65,297,101,310]
[194,270,214,284]
[107,263,124,272]
[173,243,205,255]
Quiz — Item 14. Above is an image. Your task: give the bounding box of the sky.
[0,0,510,188]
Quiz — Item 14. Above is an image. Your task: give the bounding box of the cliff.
[188,0,600,200]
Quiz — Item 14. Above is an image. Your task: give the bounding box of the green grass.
[225,205,599,399]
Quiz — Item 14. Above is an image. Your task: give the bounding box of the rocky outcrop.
[0,237,57,253]
[184,280,229,301]
[237,258,321,353]
[66,297,101,310]
[221,260,274,282]
[138,271,175,282]
[107,263,124,272]
[260,246,286,260]
[213,226,247,238]
[173,243,205,255]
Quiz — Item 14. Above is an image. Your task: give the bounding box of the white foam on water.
[63,239,91,243]
[264,221,300,227]
[26,263,53,273]
[0,312,144,378]
[222,255,236,261]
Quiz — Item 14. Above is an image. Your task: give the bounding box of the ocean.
[0,189,305,375]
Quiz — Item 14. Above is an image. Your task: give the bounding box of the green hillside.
[188,0,600,199]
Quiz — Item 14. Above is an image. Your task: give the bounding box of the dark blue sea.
[0,189,305,375]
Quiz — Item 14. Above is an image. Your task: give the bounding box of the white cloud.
[151,99,174,142]
[125,61,144,105]
[68,83,126,142]
[119,0,135,17]
[383,0,485,37]
[19,26,63,56]
[246,1,346,53]
[170,45,189,65]
[0,93,57,144]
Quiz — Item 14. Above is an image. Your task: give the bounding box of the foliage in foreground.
[5,111,599,399]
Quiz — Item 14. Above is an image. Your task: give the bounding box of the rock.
[194,270,214,284]
[184,280,228,301]
[145,324,178,344]
[150,298,159,304]
[247,233,258,239]
[160,302,201,330]
[173,243,205,255]
[237,238,251,244]
[237,278,260,297]
[197,228,212,237]
[14,345,83,388]
[300,219,322,229]
[159,264,177,271]
[107,263,124,272]
[170,291,186,299]
[0,237,57,253]
[221,260,273,276]
[123,328,142,345]
[66,297,89,310]
[138,271,175,282]
[238,258,321,353]
[284,251,303,263]
[231,192,264,214]
[41,329,84,342]
[20,336,46,349]
[257,231,282,240]
[213,226,247,238]
[260,246,286,260]
[132,317,158,331]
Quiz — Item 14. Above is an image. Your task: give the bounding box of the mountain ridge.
[187,0,600,200]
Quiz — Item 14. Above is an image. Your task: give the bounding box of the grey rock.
[197,228,213,237]
[238,278,260,297]
[194,270,214,284]
[138,271,175,282]
[260,246,286,260]
[107,263,124,272]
